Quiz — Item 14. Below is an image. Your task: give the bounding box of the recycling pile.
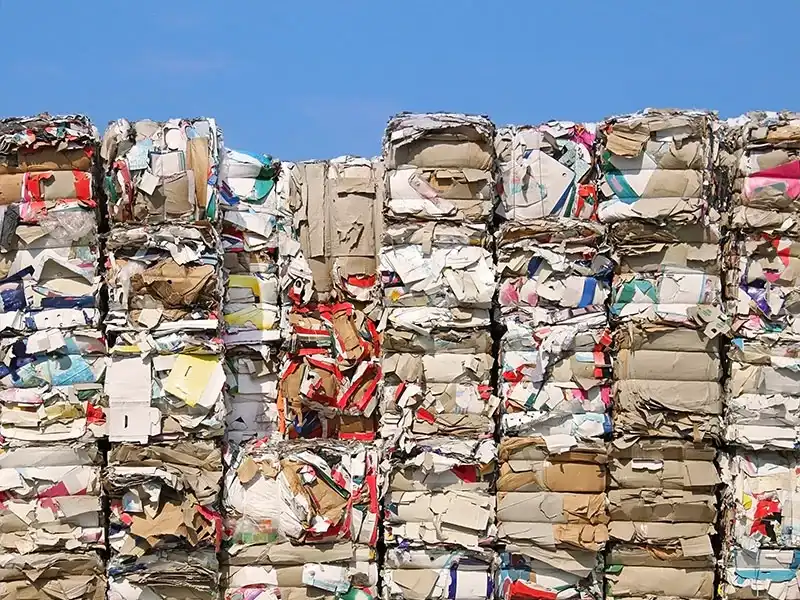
[493,122,609,600]
[379,113,498,600]
[12,104,800,600]
[219,149,283,444]
[0,114,106,600]
[598,109,723,600]
[100,117,225,600]
[721,111,800,599]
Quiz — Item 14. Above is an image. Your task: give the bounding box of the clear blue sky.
[1,0,795,161]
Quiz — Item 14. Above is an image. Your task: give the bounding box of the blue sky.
[1,0,796,160]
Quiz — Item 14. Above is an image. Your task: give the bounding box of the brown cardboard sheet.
[605,565,714,599]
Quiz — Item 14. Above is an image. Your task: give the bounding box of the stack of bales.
[721,111,800,599]
[493,121,609,600]
[380,113,498,600]
[0,114,106,600]
[220,155,383,600]
[100,117,225,600]
[598,109,724,600]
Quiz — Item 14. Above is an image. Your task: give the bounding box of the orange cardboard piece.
[497,461,606,493]
[187,137,210,210]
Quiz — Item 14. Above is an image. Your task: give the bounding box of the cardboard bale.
[0,115,101,335]
[604,564,714,599]
[723,450,800,550]
[105,440,222,557]
[223,440,379,551]
[383,438,495,550]
[381,349,496,445]
[727,111,800,236]
[494,122,598,223]
[104,224,223,340]
[597,109,717,234]
[612,324,723,442]
[278,160,382,440]
[107,550,219,600]
[222,543,377,600]
[0,551,105,600]
[725,337,800,449]
[382,548,494,600]
[101,118,222,225]
[496,439,607,553]
[721,547,800,600]
[279,302,381,440]
[0,330,107,443]
[281,158,383,306]
[0,443,103,554]
[497,547,603,600]
[607,438,719,573]
[499,318,612,444]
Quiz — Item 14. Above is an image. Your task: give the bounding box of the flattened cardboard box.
[286,157,382,303]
